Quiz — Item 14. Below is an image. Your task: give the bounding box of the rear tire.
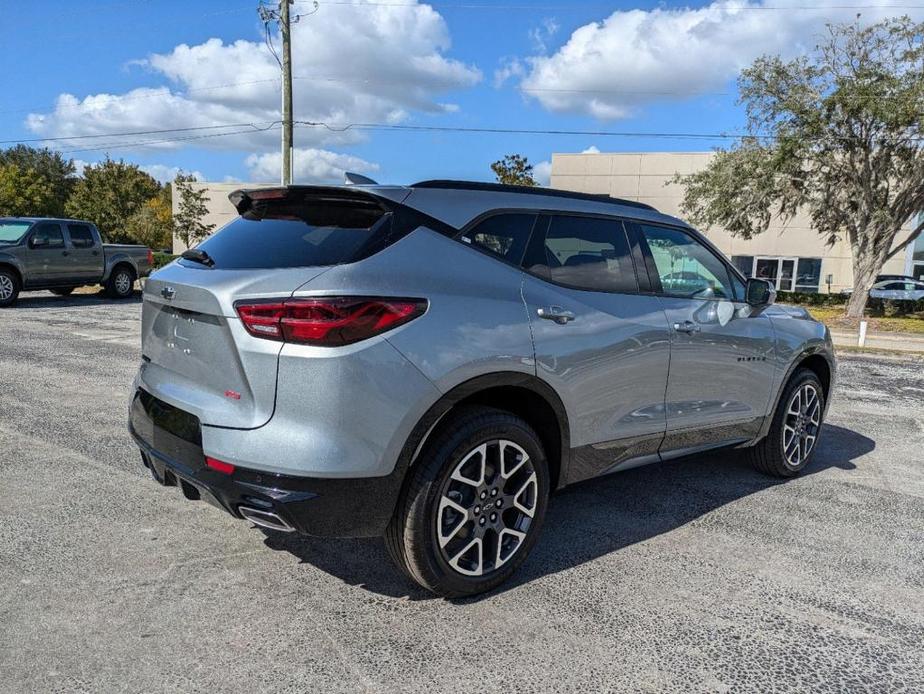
[749,368,825,477]
[105,266,135,299]
[50,287,75,296]
[386,406,550,598]
[0,268,20,307]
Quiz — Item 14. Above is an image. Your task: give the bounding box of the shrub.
[152,252,177,269]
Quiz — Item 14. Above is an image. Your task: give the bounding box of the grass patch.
[801,305,924,335]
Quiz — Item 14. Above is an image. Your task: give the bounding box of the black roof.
[410,179,657,211]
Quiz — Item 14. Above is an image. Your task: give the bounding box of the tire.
[748,368,825,477]
[0,268,20,307]
[105,266,135,299]
[50,287,76,296]
[386,406,550,598]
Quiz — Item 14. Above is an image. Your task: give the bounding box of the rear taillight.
[235,297,427,346]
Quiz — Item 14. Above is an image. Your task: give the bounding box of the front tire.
[105,266,135,299]
[0,268,20,307]
[386,406,550,598]
[749,368,825,477]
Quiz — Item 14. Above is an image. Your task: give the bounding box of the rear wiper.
[181,248,215,267]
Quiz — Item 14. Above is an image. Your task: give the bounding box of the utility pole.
[280,0,293,185]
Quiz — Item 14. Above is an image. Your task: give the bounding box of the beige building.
[551,151,923,293]
[172,181,276,254]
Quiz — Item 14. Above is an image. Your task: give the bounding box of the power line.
[306,1,924,9]
[53,123,282,155]
[0,122,278,145]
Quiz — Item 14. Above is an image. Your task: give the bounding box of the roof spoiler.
[228,185,389,216]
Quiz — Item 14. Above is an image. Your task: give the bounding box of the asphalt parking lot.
[1,291,923,693]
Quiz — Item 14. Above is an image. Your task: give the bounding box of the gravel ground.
[1,291,923,693]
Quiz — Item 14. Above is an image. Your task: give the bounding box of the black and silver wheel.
[0,268,20,307]
[749,368,825,477]
[386,406,549,598]
[105,266,135,299]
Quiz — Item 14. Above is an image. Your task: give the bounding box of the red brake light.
[236,297,427,346]
[205,456,235,474]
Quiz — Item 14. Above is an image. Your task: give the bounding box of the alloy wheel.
[115,271,132,295]
[782,383,821,467]
[0,275,12,301]
[436,439,538,577]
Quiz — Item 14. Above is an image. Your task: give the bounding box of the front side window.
[0,221,32,244]
[67,223,95,248]
[30,222,65,249]
[463,213,536,265]
[638,224,733,300]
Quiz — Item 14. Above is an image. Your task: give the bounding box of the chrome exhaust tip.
[238,505,295,533]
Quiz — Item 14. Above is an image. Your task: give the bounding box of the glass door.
[753,256,798,290]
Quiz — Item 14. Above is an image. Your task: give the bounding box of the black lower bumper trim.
[129,389,401,537]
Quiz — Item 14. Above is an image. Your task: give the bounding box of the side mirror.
[745,278,776,308]
[29,237,48,249]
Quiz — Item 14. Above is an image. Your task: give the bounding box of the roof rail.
[409,179,657,211]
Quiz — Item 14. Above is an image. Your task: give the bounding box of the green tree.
[0,164,56,217]
[675,17,924,318]
[125,197,174,250]
[172,173,214,249]
[65,157,162,243]
[491,154,538,186]
[0,145,76,216]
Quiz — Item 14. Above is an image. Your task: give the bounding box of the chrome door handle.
[673,320,701,334]
[537,306,575,324]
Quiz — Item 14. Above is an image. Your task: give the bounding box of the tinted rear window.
[187,198,390,269]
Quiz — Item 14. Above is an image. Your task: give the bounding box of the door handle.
[537,306,575,324]
[673,320,701,334]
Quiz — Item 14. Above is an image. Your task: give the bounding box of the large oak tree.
[677,17,924,317]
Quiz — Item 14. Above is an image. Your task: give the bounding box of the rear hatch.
[137,186,408,429]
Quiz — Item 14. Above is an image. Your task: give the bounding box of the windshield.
[0,221,32,244]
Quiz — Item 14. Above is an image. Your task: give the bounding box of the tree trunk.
[845,237,892,319]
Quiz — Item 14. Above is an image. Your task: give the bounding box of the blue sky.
[2,0,914,185]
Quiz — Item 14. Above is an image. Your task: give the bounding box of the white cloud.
[493,58,525,89]
[528,17,560,53]
[518,1,922,119]
[582,145,600,154]
[27,1,481,153]
[533,159,551,186]
[245,147,379,184]
[140,164,205,183]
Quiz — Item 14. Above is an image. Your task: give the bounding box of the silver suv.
[129,180,835,597]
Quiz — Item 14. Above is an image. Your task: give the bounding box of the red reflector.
[205,457,235,474]
[235,297,427,346]
[147,249,154,265]
[224,389,241,400]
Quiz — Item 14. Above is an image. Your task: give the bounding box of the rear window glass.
[0,221,31,243]
[187,197,391,269]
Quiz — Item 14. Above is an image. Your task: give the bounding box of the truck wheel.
[386,406,550,598]
[748,368,826,477]
[50,287,75,296]
[0,268,20,307]
[105,266,136,299]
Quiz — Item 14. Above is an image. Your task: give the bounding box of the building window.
[795,258,822,293]
[731,255,754,278]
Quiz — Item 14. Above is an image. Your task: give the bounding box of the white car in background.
[869,279,924,301]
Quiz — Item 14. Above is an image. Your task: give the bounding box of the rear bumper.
[129,389,400,537]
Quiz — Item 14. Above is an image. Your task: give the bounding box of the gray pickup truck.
[0,217,154,307]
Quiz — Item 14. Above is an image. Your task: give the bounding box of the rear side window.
[67,224,95,248]
[531,215,637,293]
[31,222,65,249]
[189,196,391,269]
[462,213,536,265]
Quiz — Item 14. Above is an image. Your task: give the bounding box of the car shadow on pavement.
[11,290,142,308]
[259,423,873,602]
